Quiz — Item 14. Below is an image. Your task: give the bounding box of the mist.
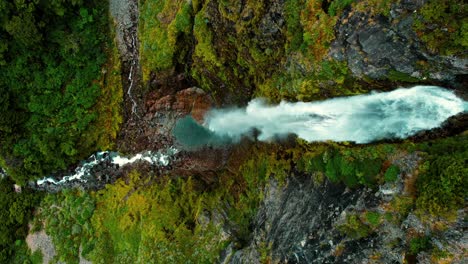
[201,86,466,144]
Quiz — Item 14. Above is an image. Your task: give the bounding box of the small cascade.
[35,147,178,186]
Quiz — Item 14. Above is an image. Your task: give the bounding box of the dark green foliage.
[0,178,42,262]
[409,236,431,254]
[284,0,304,51]
[310,150,382,187]
[384,165,399,183]
[328,0,355,16]
[416,135,468,217]
[0,1,109,184]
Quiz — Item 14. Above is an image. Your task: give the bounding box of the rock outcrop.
[330,1,467,89]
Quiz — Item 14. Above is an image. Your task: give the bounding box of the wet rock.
[408,113,468,142]
[330,3,467,87]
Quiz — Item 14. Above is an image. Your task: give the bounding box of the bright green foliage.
[139,0,194,81]
[365,211,381,227]
[29,250,43,264]
[9,239,44,264]
[0,178,42,262]
[87,171,225,263]
[328,0,355,17]
[0,1,115,184]
[384,165,399,183]
[34,171,226,263]
[338,214,371,239]
[36,190,95,264]
[416,135,468,217]
[413,0,467,56]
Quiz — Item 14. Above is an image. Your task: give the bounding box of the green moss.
[387,70,420,83]
[391,195,414,221]
[413,0,467,56]
[328,0,355,16]
[354,0,393,17]
[338,214,371,239]
[415,135,467,217]
[284,0,305,51]
[365,211,381,227]
[384,165,399,183]
[139,0,194,81]
[409,236,431,255]
[193,9,220,68]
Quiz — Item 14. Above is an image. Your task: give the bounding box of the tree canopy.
[0,0,110,184]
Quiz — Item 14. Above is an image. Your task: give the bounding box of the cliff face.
[330,0,467,87]
[223,152,466,263]
[112,2,467,262]
[135,0,466,106]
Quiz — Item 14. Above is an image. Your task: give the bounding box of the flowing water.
[36,147,178,186]
[35,86,468,186]
[205,86,467,143]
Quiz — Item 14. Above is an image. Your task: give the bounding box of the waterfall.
[36,147,178,186]
[203,86,466,144]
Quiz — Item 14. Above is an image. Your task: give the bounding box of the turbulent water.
[36,147,178,186]
[205,86,467,144]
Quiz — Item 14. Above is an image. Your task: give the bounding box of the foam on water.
[205,86,466,143]
[37,147,178,185]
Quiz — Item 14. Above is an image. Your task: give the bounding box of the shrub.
[416,136,467,217]
[338,214,371,239]
[384,165,400,183]
[365,211,381,227]
[409,236,431,255]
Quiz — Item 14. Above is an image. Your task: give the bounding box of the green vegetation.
[409,236,431,255]
[354,0,393,17]
[384,165,399,183]
[0,178,42,262]
[36,171,226,263]
[390,195,414,222]
[415,135,467,217]
[30,250,43,264]
[328,0,355,17]
[413,0,468,56]
[365,211,382,227]
[0,0,121,184]
[300,147,386,187]
[338,214,372,239]
[36,190,95,263]
[139,0,194,81]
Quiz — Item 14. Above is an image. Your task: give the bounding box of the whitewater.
[205,86,467,143]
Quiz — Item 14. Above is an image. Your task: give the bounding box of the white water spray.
[36,147,178,186]
[205,86,467,143]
